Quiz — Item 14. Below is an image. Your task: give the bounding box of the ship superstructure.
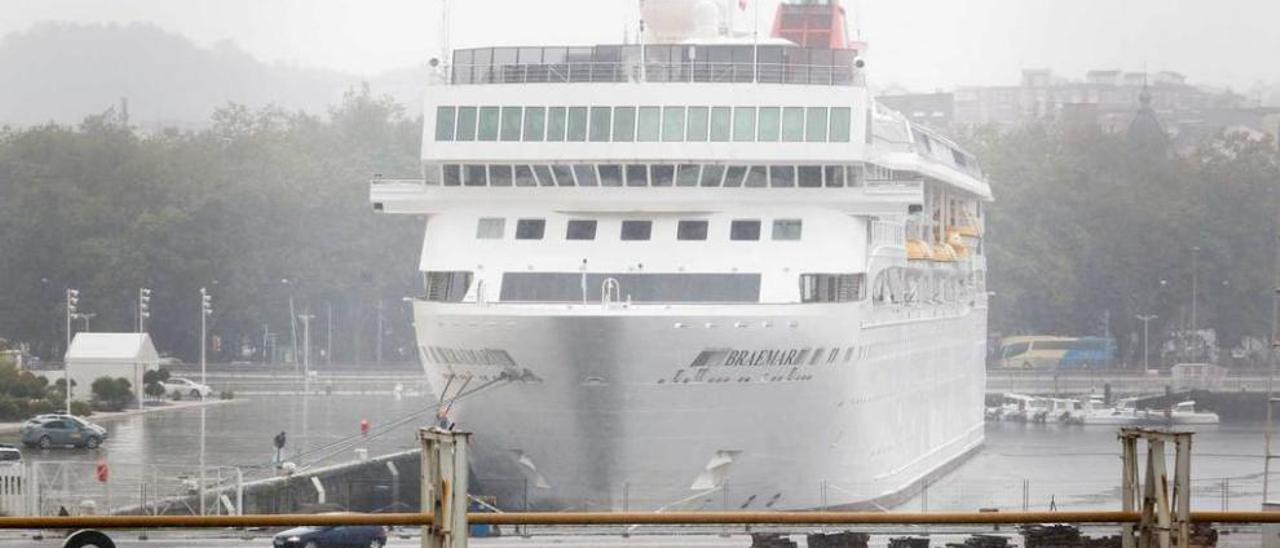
[371,0,991,511]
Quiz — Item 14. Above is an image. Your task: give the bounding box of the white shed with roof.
[63,333,159,408]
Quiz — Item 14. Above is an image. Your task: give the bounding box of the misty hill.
[0,23,427,128]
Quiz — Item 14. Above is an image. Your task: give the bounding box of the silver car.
[27,414,108,437]
[20,417,105,449]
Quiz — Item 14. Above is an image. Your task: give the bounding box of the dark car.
[272,524,387,548]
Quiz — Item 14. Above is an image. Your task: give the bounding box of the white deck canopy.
[64,333,159,407]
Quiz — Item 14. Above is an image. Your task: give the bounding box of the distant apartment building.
[881,69,1280,152]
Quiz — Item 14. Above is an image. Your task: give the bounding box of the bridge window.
[546,107,567,141]
[500,272,761,303]
[435,106,456,141]
[824,165,845,187]
[687,106,709,141]
[662,106,686,142]
[516,219,546,240]
[464,164,487,186]
[456,107,477,141]
[476,218,505,239]
[500,107,523,141]
[782,107,805,141]
[651,164,675,187]
[566,219,597,240]
[613,106,637,142]
[522,107,545,141]
[769,165,796,187]
[425,271,473,303]
[589,106,611,142]
[732,107,756,142]
[567,107,588,141]
[677,164,701,187]
[806,107,829,142]
[626,164,649,187]
[731,220,761,241]
[678,220,709,241]
[552,165,576,186]
[514,165,537,187]
[701,165,725,187]
[744,165,768,187]
[488,165,513,186]
[621,220,652,241]
[723,165,747,187]
[710,107,732,141]
[443,164,461,186]
[478,107,500,140]
[798,165,822,187]
[599,164,623,186]
[772,219,803,240]
[757,107,780,141]
[637,106,661,141]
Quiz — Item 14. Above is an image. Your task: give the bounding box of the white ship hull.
[412,301,987,511]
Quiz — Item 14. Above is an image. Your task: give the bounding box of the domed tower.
[1127,85,1169,157]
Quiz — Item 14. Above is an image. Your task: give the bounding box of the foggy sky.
[2,0,1277,93]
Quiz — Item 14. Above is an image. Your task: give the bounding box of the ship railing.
[369,176,425,186]
[449,61,863,86]
[869,220,905,248]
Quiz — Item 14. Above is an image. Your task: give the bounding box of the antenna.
[440,0,451,67]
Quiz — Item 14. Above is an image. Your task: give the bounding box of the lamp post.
[298,314,315,392]
[199,287,212,516]
[64,289,79,414]
[1191,246,1200,334]
[375,299,384,366]
[1136,314,1158,371]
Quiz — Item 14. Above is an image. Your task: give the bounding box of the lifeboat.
[946,229,970,259]
[906,239,933,261]
[931,243,958,262]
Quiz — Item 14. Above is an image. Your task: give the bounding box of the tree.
[90,376,132,411]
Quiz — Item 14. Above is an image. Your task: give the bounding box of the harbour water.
[1,393,1269,513]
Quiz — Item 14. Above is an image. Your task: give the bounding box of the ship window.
[500,106,523,141]
[800,274,863,303]
[769,165,796,187]
[722,165,747,187]
[514,165,537,187]
[522,107,546,141]
[425,271,474,302]
[676,164,701,187]
[678,220,709,241]
[806,107,829,142]
[730,220,761,241]
[626,164,649,187]
[599,164,623,186]
[782,107,805,141]
[830,107,851,142]
[546,107,567,141]
[488,165,513,187]
[573,164,599,186]
[732,107,756,142]
[700,165,725,187]
[651,164,675,187]
[501,272,761,303]
[532,165,555,187]
[772,219,802,240]
[589,106,611,142]
[567,106,588,141]
[435,106,456,141]
[476,218,505,239]
[516,219,546,240]
[472,48,493,83]
[757,107,780,141]
[710,107,732,141]
[662,106,686,142]
[637,106,661,141]
[798,165,823,187]
[443,164,462,186]
[423,162,442,185]
[686,106,709,141]
[552,165,576,186]
[478,106,500,140]
[613,106,637,142]
[744,165,768,187]
[621,220,652,241]
[566,219,597,240]
[456,107,478,141]
[824,165,845,187]
[464,164,487,186]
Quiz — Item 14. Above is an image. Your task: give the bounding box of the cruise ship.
[371,0,992,511]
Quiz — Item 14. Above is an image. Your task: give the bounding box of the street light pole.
[64,289,79,415]
[375,299,384,366]
[137,288,151,333]
[199,287,212,516]
[298,314,314,392]
[1136,314,1158,371]
[1191,246,1200,334]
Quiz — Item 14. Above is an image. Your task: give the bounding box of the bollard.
[421,427,470,548]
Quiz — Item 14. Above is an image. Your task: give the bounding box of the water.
[1,394,1271,512]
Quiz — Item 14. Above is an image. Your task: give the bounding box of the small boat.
[1167,400,1220,425]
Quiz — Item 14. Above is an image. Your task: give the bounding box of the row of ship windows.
[477,218,803,242]
[434,105,853,143]
[433,163,861,188]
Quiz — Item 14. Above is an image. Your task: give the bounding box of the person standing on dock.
[273,430,287,466]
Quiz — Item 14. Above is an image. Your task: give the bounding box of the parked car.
[0,444,22,465]
[272,520,387,548]
[20,417,105,449]
[161,377,214,399]
[158,356,183,366]
[27,414,108,438]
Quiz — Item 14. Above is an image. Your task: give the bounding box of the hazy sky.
[2,0,1277,92]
